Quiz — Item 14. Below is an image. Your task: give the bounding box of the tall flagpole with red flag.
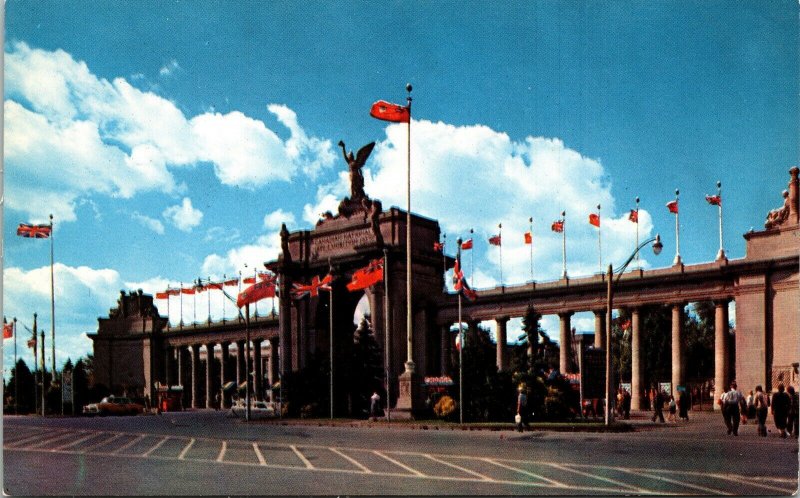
[561,211,567,279]
[527,217,533,282]
[49,214,56,379]
[404,84,415,377]
[712,181,725,260]
[590,205,601,273]
[668,189,681,265]
[635,197,640,268]
[456,238,464,424]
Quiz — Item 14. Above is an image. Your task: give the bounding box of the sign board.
[62,370,73,403]
[423,376,454,386]
[619,382,631,393]
[579,348,606,399]
[659,382,672,395]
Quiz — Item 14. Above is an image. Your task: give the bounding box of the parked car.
[230,400,278,419]
[83,396,144,416]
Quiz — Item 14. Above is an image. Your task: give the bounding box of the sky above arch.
[3,1,798,374]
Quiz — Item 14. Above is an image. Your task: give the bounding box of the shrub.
[433,395,456,419]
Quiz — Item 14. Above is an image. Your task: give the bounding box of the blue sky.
[3,1,798,374]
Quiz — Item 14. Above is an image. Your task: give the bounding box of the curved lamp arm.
[613,234,662,283]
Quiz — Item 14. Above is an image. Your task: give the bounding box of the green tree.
[349,317,384,418]
[9,359,36,414]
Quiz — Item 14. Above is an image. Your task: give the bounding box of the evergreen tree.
[350,316,384,418]
[8,359,36,414]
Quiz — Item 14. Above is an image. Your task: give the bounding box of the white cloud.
[200,232,283,279]
[163,198,203,232]
[3,42,335,222]
[159,59,180,77]
[131,211,165,234]
[263,209,296,230]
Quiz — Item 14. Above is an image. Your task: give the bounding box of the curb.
[248,419,637,433]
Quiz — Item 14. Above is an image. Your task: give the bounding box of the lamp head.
[652,234,663,255]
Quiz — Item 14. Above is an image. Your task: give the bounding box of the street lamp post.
[605,234,662,426]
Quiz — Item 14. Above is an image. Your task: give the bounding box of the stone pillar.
[593,310,606,349]
[205,344,217,409]
[630,308,643,410]
[236,340,246,387]
[219,342,229,408]
[671,304,685,398]
[467,320,479,347]
[268,337,279,388]
[714,300,730,411]
[164,347,173,386]
[190,344,201,409]
[253,339,263,401]
[788,166,799,224]
[279,275,293,383]
[559,312,573,374]
[440,324,451,376]
[495,316,509,372]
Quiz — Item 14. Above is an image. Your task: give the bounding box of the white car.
[230,400,278,419]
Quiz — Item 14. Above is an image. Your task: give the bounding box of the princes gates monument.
[89,157,800,416]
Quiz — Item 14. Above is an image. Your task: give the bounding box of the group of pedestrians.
[719,380,799,438]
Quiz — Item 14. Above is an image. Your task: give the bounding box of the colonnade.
[439,299,732,411]
[164,337,280,409]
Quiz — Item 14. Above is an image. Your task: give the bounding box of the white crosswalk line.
[5,431,60,448]
[216,441,227,462]
[373,451,425,477]
[79,433,123,453]
[53,432,99,451]
[424,454,493,481]
[110,434,146,454]
[484,458,568,488]
[253,443,266,466]
[27,431,80,449]
[142,436,170,457]
[616,468,732,495]
[547,463,649,494]
[178,438,195,460]
[290,445,314,469]
[329,447,372,473]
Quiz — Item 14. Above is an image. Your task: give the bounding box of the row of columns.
[165,337,279,409]
[439,299,731,412]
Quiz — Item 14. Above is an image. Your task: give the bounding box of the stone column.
[671,304,685,398]
[440,324,451,376]
[593,310,606,349]
[559,312,573,374]
[253,339,263,401]
[164,347,173,386]
[630,308,643,410]
[467,320,479,348]
[219,342,229,408]
[205,344,217,409]
[236,340,246,387]
[714,300,730,411]
[495,316,509,372]
[190,344,201,409]
[268,337,279,388]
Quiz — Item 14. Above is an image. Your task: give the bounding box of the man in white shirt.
[722,380,745,436]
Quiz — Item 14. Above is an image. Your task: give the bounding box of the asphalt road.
[3,410,798,496]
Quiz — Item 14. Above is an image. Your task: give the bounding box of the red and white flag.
[705,195,721,206]
[223,278,239,286]
[551,220,564,233]
[433,241,444,252]
[370,100,410,123]
[666,200,679,214]
[243,276,256,285]
[346,259,384,291]
[17,223,52,238]
[292,274,333,299]
[455,332,462,351]
[3,322,13,340]
[589,213,600,228]
[628,210,639,223]
[452,257,477,301]
[488,234,501,246]
[524,232,532,244]
[461,238,473,250]
[237,280,277,308]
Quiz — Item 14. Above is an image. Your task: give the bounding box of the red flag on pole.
[237,280,277,308]
[433,241,444,252]
[628,210,639,223]
[206,282,223,290]
[243,276,256,285]
[180,288,195,295]
[16,223,52,238]
[292,274,333,299]
[488,235,501,246]
[223,278,239,286]
[155,292,170,300]
[346,259,384,291]
[3,323,13,339]
[666,200,679,214]
[705,195,721,206]
[452,257,477,301]
[589,213,600,227]
[165,288,180,296]
[551,220,564,233]
[455,332,462,351]
[370,100,410,123]
[524,232,532,244]
[461,238,473,250]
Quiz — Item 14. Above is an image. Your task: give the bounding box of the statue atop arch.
[338,140,375,202]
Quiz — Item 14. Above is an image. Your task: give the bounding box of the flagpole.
[498,223,503,287]
[529,217,533,283]
[207,277,212,324]
[14,317,18,415]
[179,282,184,328]
[597,204,602,273]
[383,248,391,422]
[673,189,681,265]
[469,228,474,288]
[635,197,640,269]
[561,211,567,279]
[245,304,251,422]
[404,83,415,376]
[41,328,46,416]
[33,313,38,416]
[329,262,334,420]
[193,282,197,326]
[456,238,463,425]
[442,234,447,292]
[222,275,226,323]
[49,214,56,380]
[716,181,725,260]
[166,288,171,329]
[254,269,259,318]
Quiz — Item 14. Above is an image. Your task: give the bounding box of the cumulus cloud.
[3,42,335,222]
[159,59,180,77]
[131,211,165,234]
[263,209,296,230]
[163,198,203,232]
[200,232,282,278]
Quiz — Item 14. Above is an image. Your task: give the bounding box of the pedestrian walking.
[722,380,745,436]
[678,390,689,421]
[516,385,530,432]
[651,389,665,423]
[745,390,755,424]
[771,383,790,438]
[623,389,631,420]
[370,391,381,421]
[754,385,769,437]
[787,386,799,439]
[667,395,677,422]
